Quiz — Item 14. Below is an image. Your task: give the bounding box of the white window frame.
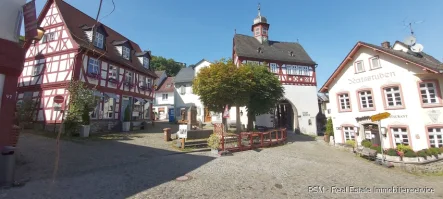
[42,32,56,43]
[384,86,403,108]
[143,57,149,68]
[428,127,443,148]
[343,126,355,141]
[33,64,42,76]
[359,90,374,109]
[104,97,115,119]
[262,27,268,35]
[391,127,409,146]
[270,63,278,73]
[90,100,100,119]
[122,46,130,60]
[254,27,260,36]
[354,60,365,73]
[338,93,351,111]
[108,65,118,79]
[125,71,133,84]
[369,56,381,69]
[162,93,168,101]
[87,58,100,75]
[419,82,439,105]
[93,31,104,48]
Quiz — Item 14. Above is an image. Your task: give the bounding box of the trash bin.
[0,146,16,187]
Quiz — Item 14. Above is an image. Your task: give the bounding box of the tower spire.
[258,3,261,16]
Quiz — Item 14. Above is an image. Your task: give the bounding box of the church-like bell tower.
[251,3,270,44]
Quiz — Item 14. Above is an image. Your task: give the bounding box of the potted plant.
[396,144,412,160]
[207,134,220,154]
[122,106,131,132]
[384,148,400,162]
[79,105,91,137]
[417,150,428,162]
[324,118,333,143]
[429,148,439,160]
[402,150,418,163]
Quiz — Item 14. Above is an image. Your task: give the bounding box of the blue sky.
[34,0,443,88]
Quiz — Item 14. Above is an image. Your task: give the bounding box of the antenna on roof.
[297,38,299,43]
[401,18,425,52]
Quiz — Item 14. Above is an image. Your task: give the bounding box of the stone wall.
[390,160,443,174]
[90,120,120,134]
[186,129,213,140]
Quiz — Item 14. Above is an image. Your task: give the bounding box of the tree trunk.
[247,111,254,131]
[236,106,241,133]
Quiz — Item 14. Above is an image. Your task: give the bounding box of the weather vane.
[258,3,261,16]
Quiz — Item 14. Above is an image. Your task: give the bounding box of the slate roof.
[174,67,194,83]
[54,0,157,78]
[233,34,316,65]
[156,77,174,92]
[361,41,443,72]
[155,70,165,77]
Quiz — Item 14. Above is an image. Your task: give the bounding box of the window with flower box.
[391,127,409,146]
[343,126,354,141]
[428,127,443,148]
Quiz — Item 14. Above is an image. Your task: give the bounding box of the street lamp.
[380,127,387,137]
[353,125,360,136]
[35,27,45,41]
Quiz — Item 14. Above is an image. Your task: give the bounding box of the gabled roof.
[192,59,210,69]
[233,34,316,65]
[155,70,166,77]
[52,0,157,78]
[319,41,443,93]
[156,77,174,92]
[174,67,194,83]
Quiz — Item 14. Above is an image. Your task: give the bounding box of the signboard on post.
[53,95,64,111]
[370,112,391,122]
[23,0,38,40]
[178,124,188,139]
[223,104,229,118]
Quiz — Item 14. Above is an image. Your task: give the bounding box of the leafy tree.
[325,117,333,136]
[150,55,184,76]
[241,63,284,130]
[65,80,99,135]
[193,58,250,128]
[16,98,38,127]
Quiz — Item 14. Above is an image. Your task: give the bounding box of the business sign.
[177,125,187,139]
[23,0,38,40]
[371,112,391,122]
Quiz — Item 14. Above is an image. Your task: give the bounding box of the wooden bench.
[357,147,377,160]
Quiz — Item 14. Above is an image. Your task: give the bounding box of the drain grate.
[175,175,193,181]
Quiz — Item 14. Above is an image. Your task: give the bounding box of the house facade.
[153,76,174,120]
[231,6,319,134]
[17,0,157,133]
[319,40,443,151]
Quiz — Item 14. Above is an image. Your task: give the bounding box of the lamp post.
[378,120,385,163]
[353,125,360,147]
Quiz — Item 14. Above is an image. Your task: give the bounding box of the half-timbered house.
[231,6,319,135]
[17,0,157,132]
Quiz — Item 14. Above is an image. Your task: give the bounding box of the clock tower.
[251,3,270,44]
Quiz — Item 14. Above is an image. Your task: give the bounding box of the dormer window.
[93,32,104,48]
[122,46,130,60]
[143,57,149,68]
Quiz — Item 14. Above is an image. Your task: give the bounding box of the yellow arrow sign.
[371,112,391,122]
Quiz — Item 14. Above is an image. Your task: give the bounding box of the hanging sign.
[370,112,391,122]
[23,0,38,40]
[223,104,230,118]
[178,125,188,139]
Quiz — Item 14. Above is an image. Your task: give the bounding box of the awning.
[134,97,145,103]
[93,91,103,97]
[104,92,118,99]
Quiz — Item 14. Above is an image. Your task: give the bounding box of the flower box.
[402,157,419,163]
[385,155,401,162]
[427,155,437,161]
[438,154,443,159]
[418,157,428,162]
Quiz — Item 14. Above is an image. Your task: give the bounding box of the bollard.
[163,128,171,141]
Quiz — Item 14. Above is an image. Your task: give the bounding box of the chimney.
[381,41,391,49]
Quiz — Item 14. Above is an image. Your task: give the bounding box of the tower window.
[122,46,130,60]
[255,27,260,36]
[262,27,268,35]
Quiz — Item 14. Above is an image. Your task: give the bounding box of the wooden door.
[204,108,211,122]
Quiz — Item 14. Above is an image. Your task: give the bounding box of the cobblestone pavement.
[1,125,443,199]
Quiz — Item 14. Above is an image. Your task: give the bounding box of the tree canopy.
[241,63,284,130]
[192,58,250,113]
[150,55,185,76]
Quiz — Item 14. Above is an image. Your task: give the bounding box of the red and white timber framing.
[234,55,317,86]
[18,1,155,124]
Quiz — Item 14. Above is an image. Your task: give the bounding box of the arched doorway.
[273,99,298,131]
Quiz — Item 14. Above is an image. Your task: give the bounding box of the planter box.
[438,154,443,159]
[418,157,428,162]
[385,155,401,162]
[79,125,90,137]
[122,122,131,132]
[427,155,436,161]
[402,157,419,163]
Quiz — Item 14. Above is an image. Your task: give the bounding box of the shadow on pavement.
[285,132,317,143]
[8,129,216,199]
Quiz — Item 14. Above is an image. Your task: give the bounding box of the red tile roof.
[157,77,174,92]
[53,0,157,78]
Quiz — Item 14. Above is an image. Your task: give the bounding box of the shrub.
[403,150,417,157]
[325,118,334,136]
[425,149,433,156]
[386,148,398,156]
[345,140,356,148]
[361,140,372,148]
[439,147,443,154]
[417,150,428,158]
[123,106,131,122]
[396,144,412,153]
[81,105,90,125]
[370,145,381,153]
[429,148,439,156]
[207,134,220,150]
